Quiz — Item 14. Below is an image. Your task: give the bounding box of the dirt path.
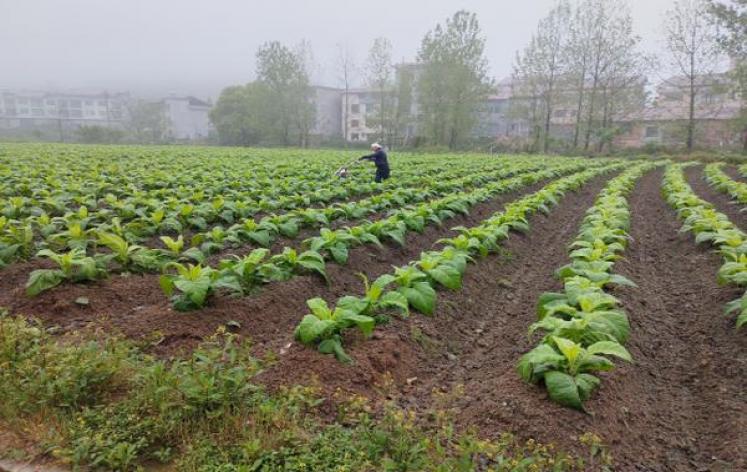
[608,168,747,470]
[685,164,747,230]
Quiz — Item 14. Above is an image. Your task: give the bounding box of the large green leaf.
[399,281,436,315]
[339,312,375,337]
[174,277,211,307]
[587,340,632,362]
[544,371,583,410]
[575,373,600,402]
[26,269,65,297]
[328,244,349,264]
[318,336,352,363]
[379,290,409,315]
[426,264,462,290]
[294,315,335,345]
[517,344,564,383]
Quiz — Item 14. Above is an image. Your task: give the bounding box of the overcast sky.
[2,0,680,99]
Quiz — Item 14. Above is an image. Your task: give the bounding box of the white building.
[0,89,128,138]
[162,95,212,141]
[341,88,380,142]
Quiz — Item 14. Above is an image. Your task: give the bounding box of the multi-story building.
[0,89,129,138]
[162,95,212,141]
[614,72,743,149]
[341,88,381,142]
[310,86,342,141]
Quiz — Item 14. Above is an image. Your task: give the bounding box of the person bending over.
[359,143,390,183]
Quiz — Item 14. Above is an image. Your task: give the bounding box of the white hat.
[371,142,382,150]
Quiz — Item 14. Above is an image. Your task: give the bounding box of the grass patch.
[0,312,611,470]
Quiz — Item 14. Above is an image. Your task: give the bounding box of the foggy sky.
[3,0,679,99]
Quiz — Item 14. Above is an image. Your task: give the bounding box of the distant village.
[0,62,742,151]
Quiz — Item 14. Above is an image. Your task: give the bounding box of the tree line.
[210,1,745,153]
[512,0,745,154]
[210,10,493,150]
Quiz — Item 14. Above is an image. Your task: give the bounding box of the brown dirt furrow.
[384,168,746,471]
[604,168,747,470]
[722,165,747,184]
[685,164,747,230]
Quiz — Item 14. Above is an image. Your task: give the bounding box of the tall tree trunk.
[343,89,349,148]
[573,70,586,149]
[597,87,609,153]
[543,73,555,154]
[584,74,599,151]
[687,54,696,153]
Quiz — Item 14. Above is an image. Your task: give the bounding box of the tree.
[510,0,646,153]
[365,37,394,144]
[393,64,416,147]
[210,83,273,146]
[335,43,357,146]
[126,100,169,144]
[663,0,722,152]
[416,10,493,149]
[707,0,747,151]
[513,1,571,153]
[255,41,315,146]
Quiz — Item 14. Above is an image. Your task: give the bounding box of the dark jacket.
[360,149,389,168]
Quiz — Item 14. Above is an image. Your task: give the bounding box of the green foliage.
[159,262,219,311]
[663,163,747,327]
[26,248,106,296]
[518,163,657,409]
[417,10,494,149]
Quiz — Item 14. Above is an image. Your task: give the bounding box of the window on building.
[17,99,28,105]
[46,100,55,106]
[31,109,44,116]
[70,100,81,108]
[70,109,83,118]
[351,119,360,128]
[351,104,360,113]
[84,100,93,106]
[30,99,43,107]
[98,100,107,107]
[351,133,359,140]
[645,126,659,138]
[360,134,367,141]
[19,108,29,115]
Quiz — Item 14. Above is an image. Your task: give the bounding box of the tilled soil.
[0,177,549,366]
[4,167,746,470]
[390,168,744,471]
[685,164,747,230]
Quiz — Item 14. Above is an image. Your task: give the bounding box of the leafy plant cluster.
[0,313,602,470]
[294,162,630,362]
[704,162,747,205]
[663,163,747,328]
[143,161,600,311]
[16,157,573,296]
[2,145,534,270]
[517,163,658,410]
[301,159,599,265]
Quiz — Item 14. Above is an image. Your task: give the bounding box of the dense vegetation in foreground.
[0,314,608,471]
[0,143,744,470]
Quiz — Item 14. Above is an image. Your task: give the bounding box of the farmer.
[359,143,390,183]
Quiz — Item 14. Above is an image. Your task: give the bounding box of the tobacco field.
[0,143,744,471]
